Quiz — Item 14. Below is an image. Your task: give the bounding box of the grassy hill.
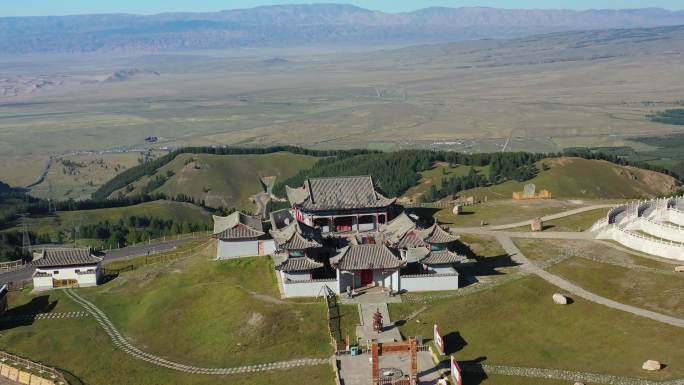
[401,162,491,203]
[113,152,319,210]
[459,157,679,201]
[11,200,211,242]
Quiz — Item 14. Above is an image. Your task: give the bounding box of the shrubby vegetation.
[76,215,210,248]
[649,109,684,126]
[274,150,543,199]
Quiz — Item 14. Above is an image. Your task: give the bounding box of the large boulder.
[675,266,684,273]
[552,293,569,305]
[642,360,662,371]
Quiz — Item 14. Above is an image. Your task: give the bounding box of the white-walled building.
[32,248,103,290]
[270,177,468,297]
[213,211,276,259]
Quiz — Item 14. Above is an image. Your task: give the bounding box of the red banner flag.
[433,324,445,355]
[451,356,462,385]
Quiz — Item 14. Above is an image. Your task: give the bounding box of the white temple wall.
[282,279,338,298]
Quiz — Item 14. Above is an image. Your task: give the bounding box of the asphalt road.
[0,238,199,285]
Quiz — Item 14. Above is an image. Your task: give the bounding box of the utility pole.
[47,180,55,214]
[19,213,31,252]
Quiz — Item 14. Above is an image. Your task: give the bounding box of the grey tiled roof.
[380,213,458,248]
[275,257,324,272]
[404,247,467,265]
[287,176,395,211]
[380,212,417,245]
[417,224,460,244]
[269,209,295,230]
[420,249,468,265]
[396,232,425,249]
[33,248,102,267]
[270,221,322,250]
[213,212,265,240]
[331,244,405,270]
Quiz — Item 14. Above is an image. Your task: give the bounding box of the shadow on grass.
[443,331,468,355]
[436,356,489,385]
[0,295,57,331]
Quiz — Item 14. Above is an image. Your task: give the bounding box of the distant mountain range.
[2,4,684,54]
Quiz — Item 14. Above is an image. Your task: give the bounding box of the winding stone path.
[0,311,88,322]
[64,289,329,375]
[464,364,684,385]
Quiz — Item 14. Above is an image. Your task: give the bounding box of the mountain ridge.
[3,4,684,54]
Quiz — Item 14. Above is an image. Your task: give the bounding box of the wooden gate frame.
[371,337,418,385]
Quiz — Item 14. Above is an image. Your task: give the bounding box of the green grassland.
[115,152,319,210]
[7,200,211,241]
[0,247,347,385]
[390,275,684,381]
[457,157,678,201]
[81,253,336,367]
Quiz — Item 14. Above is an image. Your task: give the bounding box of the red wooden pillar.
[371,342,380,385]
[410,337,418,385]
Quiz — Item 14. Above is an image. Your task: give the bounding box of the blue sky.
[1,0,682,17]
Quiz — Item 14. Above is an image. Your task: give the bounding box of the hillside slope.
[459,157,680,201]
[114,152,319,210]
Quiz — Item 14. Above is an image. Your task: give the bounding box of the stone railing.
[283,278,337,284]
[0,351,68,385]
[400,272,459,278]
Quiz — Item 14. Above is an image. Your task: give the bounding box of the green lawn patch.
[81,255,333,367]
[0,252,337,385]
[389,275,684,381]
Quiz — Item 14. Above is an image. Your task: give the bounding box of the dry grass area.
[548,257,684,319]
[1,43,684,189]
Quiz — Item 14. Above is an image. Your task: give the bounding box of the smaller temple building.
[212,211,276,259]
[32,248,103,290]
[332,244,405,293]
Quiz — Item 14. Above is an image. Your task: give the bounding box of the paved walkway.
[64,289,329,375]
[356,303,403,343]
[495,234,684,328]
